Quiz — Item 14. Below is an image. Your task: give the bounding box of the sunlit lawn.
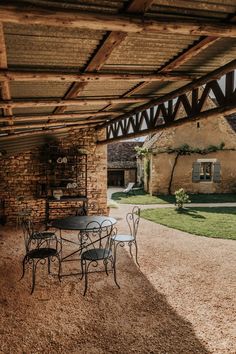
[112,190,236,205]
[140,207,236,240]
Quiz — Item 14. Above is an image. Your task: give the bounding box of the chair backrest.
[124,182,135,192]
[81,219,115,258]
[21,219,60,253]
[126,206,141,239]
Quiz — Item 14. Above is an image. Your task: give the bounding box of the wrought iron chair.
[80,220,119,295]
[16,196,32,228]
[20,220,62,294]
[111,206,141,267]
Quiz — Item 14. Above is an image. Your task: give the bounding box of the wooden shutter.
[213,162,221,182]
[192,162,201,182]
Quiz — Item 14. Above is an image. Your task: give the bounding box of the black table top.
[52,215,117,231]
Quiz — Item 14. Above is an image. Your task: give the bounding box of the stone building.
[107,142,142,187]
[139,113,236,195]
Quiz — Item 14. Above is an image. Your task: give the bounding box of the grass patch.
[141,207,236,240]
[111,190,236,205]
[112,190,175,204]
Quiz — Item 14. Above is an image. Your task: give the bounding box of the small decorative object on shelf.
[53,189,63,200]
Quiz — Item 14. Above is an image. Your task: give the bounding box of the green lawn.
[112,190,236,205]
[140,207,236,240]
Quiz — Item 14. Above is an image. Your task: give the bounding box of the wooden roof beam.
[0,111,117,123]
[0,70,195,82]
[0,97,148,109]
[0,119,103,132]
[0,5,236,38]
[0,125,95,140]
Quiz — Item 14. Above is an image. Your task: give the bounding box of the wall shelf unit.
[40,145,88,224]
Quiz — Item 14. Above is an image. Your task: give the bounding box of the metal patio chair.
[111,206,140,267]
[80,219,119,295]
[20,220,62,294]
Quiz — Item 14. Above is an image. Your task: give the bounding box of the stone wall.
[0,128,107,224]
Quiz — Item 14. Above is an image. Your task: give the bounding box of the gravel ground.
[0,204,235,354]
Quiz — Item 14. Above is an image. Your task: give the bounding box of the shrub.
[174,188,191,211]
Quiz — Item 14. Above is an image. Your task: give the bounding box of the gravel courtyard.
[0,203,235,354]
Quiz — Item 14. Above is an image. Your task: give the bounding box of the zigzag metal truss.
[104,70,236,142]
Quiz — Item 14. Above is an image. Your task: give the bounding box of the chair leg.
[129,243,133,258]
[103,259,109,276]
[113,242,120,289]
[30,260,37,295]
[20,255,28,280]
[133,241,140,267]
[80,258,85,280]
[56,255,61,282]
[83,261,89,296]
[48,258,51,274]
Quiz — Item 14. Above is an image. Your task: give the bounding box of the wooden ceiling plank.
[0,5,236,37]
[0,23,13,118]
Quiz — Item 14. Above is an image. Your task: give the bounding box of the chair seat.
[112,234,135,242]
[82,248,112,261]
[31,231,55,240]
[27,247,58,259]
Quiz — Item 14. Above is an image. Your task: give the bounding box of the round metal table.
[52,215,117,269]
[52,215,117,231]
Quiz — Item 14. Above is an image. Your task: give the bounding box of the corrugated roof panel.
[65,104,108,113]
[4,24,105,70]
[131,81,188,97]
[177,38,236,75]
[80,81,137,98]
[13,107,55,115]
[10,0,127,14]
[150,0,236,20]
[104,33,200,72]
[10,82,71,98]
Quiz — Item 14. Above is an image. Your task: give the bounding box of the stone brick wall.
[0,128,107,224]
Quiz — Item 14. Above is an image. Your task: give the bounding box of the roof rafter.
[0,70,195,82]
